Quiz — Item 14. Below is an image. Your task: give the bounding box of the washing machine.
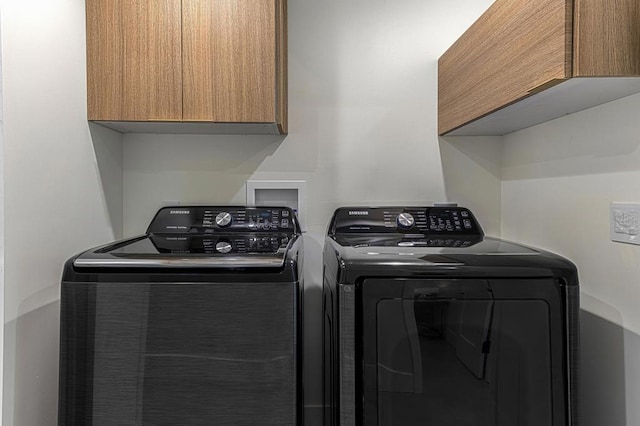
[323,206,579,426]
[59,206,303,426]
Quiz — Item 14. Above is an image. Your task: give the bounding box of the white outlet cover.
[610,203,640,245]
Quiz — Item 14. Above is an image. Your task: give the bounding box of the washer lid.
[73,205,301,269]
[74,233,293,268]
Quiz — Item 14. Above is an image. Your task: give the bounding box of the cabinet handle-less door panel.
[573,0,640,76]
[182,0,279,124]
[438,0,571,135]
[86,0,183,121]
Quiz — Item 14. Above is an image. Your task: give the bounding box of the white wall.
[123,0,499,237]
[502,92,640,426]
[122,0,500,416]
[0,0,123,425]
[0,7,4,421]
[439,136,503,236]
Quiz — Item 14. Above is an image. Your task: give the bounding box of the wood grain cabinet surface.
[438,0,640,136]
[86,0,287,135]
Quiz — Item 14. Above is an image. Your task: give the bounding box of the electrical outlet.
[611,203,640,245]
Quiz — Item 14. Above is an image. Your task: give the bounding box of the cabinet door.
[573,0,640,77]
[182,0,283,126]
[438,0,572,135]
[86,0,182,121]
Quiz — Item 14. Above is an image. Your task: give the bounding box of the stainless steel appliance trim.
[73,237,295,269]
[74,254,286,268]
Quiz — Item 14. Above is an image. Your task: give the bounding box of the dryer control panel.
[329,206,483,236]
[147,206,300,235]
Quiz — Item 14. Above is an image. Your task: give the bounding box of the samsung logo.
[348,210,369,216]
[169,210,191,215]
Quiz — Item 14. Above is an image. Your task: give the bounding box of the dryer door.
[359,278,571,426]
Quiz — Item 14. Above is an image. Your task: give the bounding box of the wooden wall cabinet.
[438,0,640,136]
[86,0,287,135]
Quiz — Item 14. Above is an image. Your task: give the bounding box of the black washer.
[58,206,304,426]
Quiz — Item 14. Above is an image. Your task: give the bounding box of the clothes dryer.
[59,206,303,426]
[323,206,578,426]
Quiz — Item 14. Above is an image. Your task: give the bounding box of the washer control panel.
[330,206,483,236]
[148,206,299,234]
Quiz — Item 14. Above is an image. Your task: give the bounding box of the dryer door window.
[359,278,569,426]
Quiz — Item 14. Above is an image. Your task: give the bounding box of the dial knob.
[216,241,232,254]
[215,212,232,228]
[397,212,415,229]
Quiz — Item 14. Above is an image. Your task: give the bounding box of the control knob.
[397,212,415,229]
[215,212,232,228]
[215,241,232,254]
